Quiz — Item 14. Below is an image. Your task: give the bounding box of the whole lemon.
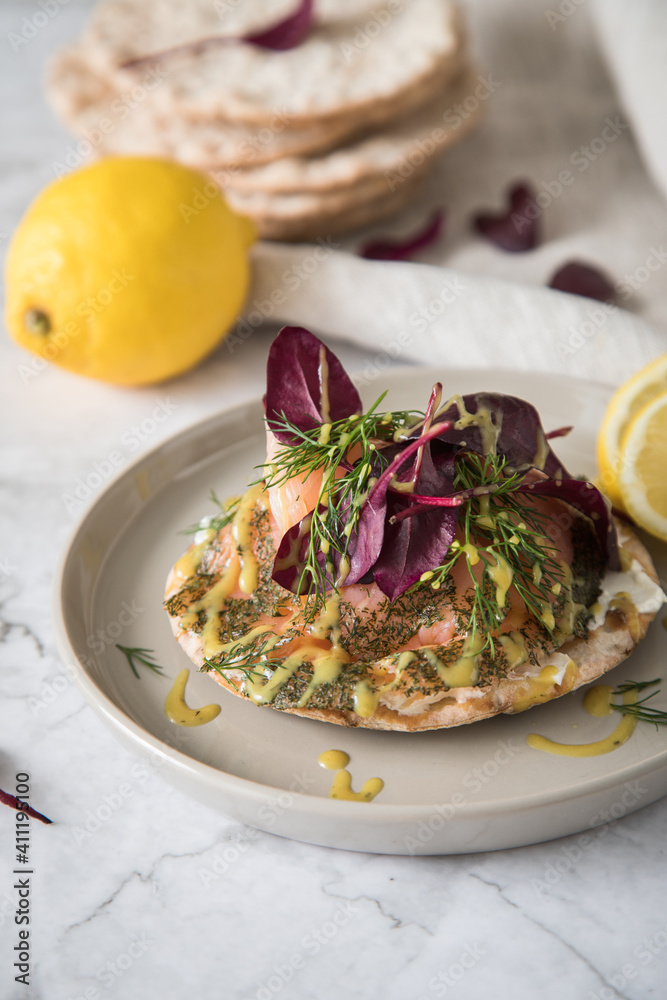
[5,157,255,385]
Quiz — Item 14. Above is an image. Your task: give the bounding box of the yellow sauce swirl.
[165,669,221,727]
[318,749,383,801]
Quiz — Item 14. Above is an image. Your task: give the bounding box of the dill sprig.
[611,678,667,728]
[257,395,422,613]
[116,644,165,678]
[180,490,240,536]
[418,453,564,656]
[202,631,285,690]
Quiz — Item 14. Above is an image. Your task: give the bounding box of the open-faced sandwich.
[164,327,664,731]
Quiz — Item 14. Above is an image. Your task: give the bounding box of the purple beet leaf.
[272,507,327,594]
[0,787,52,824]
[372,441,459,601]
[517,477,620,569]
[545,426,573,440]
[359,209,445,262]
[549,261,616,302]
[433,393,570,479]
[264,326,362,444]
[120,0,313,69]
[245,0,313,50]
[474,182,539,252]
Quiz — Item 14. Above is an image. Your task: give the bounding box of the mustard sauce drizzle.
[527,686,638,757]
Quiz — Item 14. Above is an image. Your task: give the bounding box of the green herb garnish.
[257,394,421,615]
[610,678,667,727]
[116,645,165,678]
[203,630,287,689]
[415,452,565,657]
[180,491,240,535]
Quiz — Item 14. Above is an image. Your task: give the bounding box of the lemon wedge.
[617,388,667,541]
[597,354,667,509]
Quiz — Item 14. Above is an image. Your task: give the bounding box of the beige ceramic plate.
[53,369,667,855]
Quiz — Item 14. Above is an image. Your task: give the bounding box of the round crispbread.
[46,45,367,169]
[224,171,422,240]
[223,65,484,195]
[164,521,663,732]
[77,0,465,130]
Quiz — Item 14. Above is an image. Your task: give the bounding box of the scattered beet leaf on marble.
[473,182,539,252]
[0,787,52,824]
[548,261,616,302]
[359,209,445,261]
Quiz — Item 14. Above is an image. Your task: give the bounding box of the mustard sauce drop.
[537,600,556,632]
[353,679,380,718]
[513,663,567,713]
[318,749,350,770]
[527,687,637,757]
[461,542,480,565]
[475,515,495,530]
[165,669,221,727]
[533,428,549,470]
[336,553,351,586]
[442,634,484,687]
[389,478,416,494]
[583,684,613,717]
[609,593,642,643]
[487,552,513,610]
[352,651,417,717]
[173,540,207,582]
[499,631,528,670]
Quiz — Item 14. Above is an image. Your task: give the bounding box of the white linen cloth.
[250,244,665,385]
[591,0,667,205]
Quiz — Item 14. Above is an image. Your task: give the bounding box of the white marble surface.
[2,1,667,998]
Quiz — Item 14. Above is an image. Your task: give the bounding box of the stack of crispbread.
[47,0,482,240]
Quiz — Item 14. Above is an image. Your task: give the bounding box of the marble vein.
[469,873,632,999]
[58,840,243,943]
[0,614,46,658]
[322,884,434,937]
